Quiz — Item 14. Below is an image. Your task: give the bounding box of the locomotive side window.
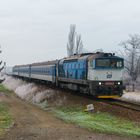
[90,60,93,67]
[110,59,123,68]
[116,61,123,68]
[110,60,117,68]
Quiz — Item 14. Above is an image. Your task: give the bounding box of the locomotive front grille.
[90,81,123,96]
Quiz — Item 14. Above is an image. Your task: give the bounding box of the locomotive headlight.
[118,82,121,85]
[99,82,102,85]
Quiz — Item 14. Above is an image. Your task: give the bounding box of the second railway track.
[103,99,140,112]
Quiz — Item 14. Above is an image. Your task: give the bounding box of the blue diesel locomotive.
[13,52,124,98]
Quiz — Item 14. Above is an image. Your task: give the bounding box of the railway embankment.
[2,76,140,138]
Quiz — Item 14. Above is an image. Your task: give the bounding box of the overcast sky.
[1,0,140,66]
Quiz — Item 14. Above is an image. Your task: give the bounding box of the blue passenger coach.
[13,60,58,84]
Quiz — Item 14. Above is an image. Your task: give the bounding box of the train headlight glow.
[99,82,102,85]
[118,82,120,85]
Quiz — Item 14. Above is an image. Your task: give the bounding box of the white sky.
[0,0,140,66]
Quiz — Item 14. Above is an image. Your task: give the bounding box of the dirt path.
[0,93,139,140]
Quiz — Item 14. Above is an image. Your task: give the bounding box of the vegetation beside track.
[0,84,13,136]
[0,84,11,94]
[0,102,13,136]
[54,106,140,137]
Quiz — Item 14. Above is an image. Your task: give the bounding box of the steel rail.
[107,98,140,112]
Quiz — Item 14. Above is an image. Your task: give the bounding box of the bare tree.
[67,25,84,56]
[119,34,140,91]
[67,24,76,56]
[75,34,83,54]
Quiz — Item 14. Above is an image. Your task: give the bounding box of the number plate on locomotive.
[105,82,114,85]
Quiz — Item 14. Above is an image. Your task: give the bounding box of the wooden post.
[132,83,135,92]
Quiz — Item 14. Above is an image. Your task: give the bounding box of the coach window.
[78,63,80,69]
[90,60,93,67]
[83,63,86,68]
[72,63,74,69]
[74,63,76,69]
[66,64,68,69]
[76,64,78,69]
[67,64,68,69]
[81,63,83,69]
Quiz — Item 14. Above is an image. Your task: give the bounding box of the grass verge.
[0,102,13,136]
[54,106,140,137]
[0,84,11,94]
[0,84,13,135]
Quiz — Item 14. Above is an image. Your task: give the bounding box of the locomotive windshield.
[95,58,123,69]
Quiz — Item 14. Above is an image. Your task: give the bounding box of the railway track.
[104,99,140,112]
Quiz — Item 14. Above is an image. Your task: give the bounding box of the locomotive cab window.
[96,59,110,67]
[95,58,123,69]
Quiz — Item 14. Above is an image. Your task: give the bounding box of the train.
[12,52,124,98]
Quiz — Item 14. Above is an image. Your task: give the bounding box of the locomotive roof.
[87,52,123,60]
[61,52,122,62]
[61,53,93,62]
[14,64,30,67]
